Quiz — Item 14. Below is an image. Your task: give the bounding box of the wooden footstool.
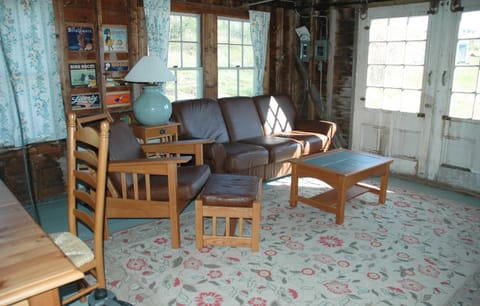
[195,174,262,252]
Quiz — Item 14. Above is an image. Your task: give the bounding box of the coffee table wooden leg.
[379,165,390,204]
[290,166,298,207]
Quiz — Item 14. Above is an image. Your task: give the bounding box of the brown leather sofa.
[171,94,337,180]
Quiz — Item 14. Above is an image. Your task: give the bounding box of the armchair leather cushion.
[128,164,211,202]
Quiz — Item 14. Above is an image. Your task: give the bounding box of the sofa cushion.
[218,97,264,142]
[223,142,268,172]
[276,131,328,155]
[172,98,230,143]
[253,94,297,135]
[240,136,302,163]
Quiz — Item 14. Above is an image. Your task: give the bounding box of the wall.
[1,1,357,204]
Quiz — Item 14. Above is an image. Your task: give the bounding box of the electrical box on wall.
[315,40,328,61]
[296,26,311,62]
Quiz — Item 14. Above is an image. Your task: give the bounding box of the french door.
[352,0,480,193]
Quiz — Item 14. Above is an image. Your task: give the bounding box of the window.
[167,13,202,101]
[217,18,254,97]
[449,11,480,120]
[365,16,428,113]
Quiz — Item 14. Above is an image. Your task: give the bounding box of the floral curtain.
[249,10,271,96]
[0,0,66,148]
[143,0,170,64]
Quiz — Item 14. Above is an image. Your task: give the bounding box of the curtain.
[0,0,66,148]
[249,10,271,96]
[143,0,170,64]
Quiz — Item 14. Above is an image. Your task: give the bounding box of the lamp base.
[133,86,171,126]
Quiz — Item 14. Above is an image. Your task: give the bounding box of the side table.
[131,122,180,144]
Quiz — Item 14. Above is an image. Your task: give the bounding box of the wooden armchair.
[105,120,211,248]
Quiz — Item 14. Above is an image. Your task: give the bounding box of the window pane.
[169,15,181,41]
[182,42,198,67]
[168,42,181,67]
[218,44,229,67]
[365,87,383,109]
[176,70,199,100]
[387,17,407,41]
[218,20,229,43]
[386,42,405,65]
[474,94,480,120]
[230,21,242,44]
[458,11,480,39]
[370,19,388,41]
[384,88,402,111]
[405,41,425,65]
[449,93,475,118]
[401,90,421,113]
[243,23,251,45]
[367,65,385,87]
[368,42,386,65]
[403,66,423,89]
[182,16,197,41]
[452,67,478,92]
[243,45,254,67]
[230,45,242,67]
[406,16,428,40]
[384,66,403,88]
[239,69,253,96]
[218,69,238,97]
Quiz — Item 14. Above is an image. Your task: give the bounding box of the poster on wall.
[69,63,97,88]
[103,25,128,53]
[106,91,130,107]
[104,61,129,73]
[66,25,94,51]
[71,93,101,110]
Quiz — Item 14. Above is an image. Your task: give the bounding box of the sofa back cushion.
[253,94,297,135]
[171,98,230,143]
[218,97,264,142]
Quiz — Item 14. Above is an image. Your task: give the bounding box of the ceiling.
[240,0,422,10]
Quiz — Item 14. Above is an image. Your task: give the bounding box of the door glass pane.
[365,15,428,113]
[449,11,480,120]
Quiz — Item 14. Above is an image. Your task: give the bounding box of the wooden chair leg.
[195,199,204,249]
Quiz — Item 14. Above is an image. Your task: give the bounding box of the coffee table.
[290,149,394,224]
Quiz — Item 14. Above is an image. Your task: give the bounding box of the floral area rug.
[103,177,480,306]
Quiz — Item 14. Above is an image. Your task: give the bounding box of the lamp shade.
[125,56,175,126]
[124,56,175,83]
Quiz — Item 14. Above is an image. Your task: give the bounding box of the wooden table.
[290,149,394,224]
[0,180,84,306]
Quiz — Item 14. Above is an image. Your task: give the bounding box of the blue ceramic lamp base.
[133,85,171,126]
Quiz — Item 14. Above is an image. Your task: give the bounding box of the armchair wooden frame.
[105,122,212,249]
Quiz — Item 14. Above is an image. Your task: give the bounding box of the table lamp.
[124,56,175,126]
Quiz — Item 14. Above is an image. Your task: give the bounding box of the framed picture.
[106,91,130,107]
[69,63,97,88]
[71,93,101,110]
[103,25,128,53]
[66,25,94,51]
[104,61,129,73]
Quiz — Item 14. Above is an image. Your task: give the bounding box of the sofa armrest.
[296,120,337,139]
[296,120,337,150]
[203,143,227,173]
